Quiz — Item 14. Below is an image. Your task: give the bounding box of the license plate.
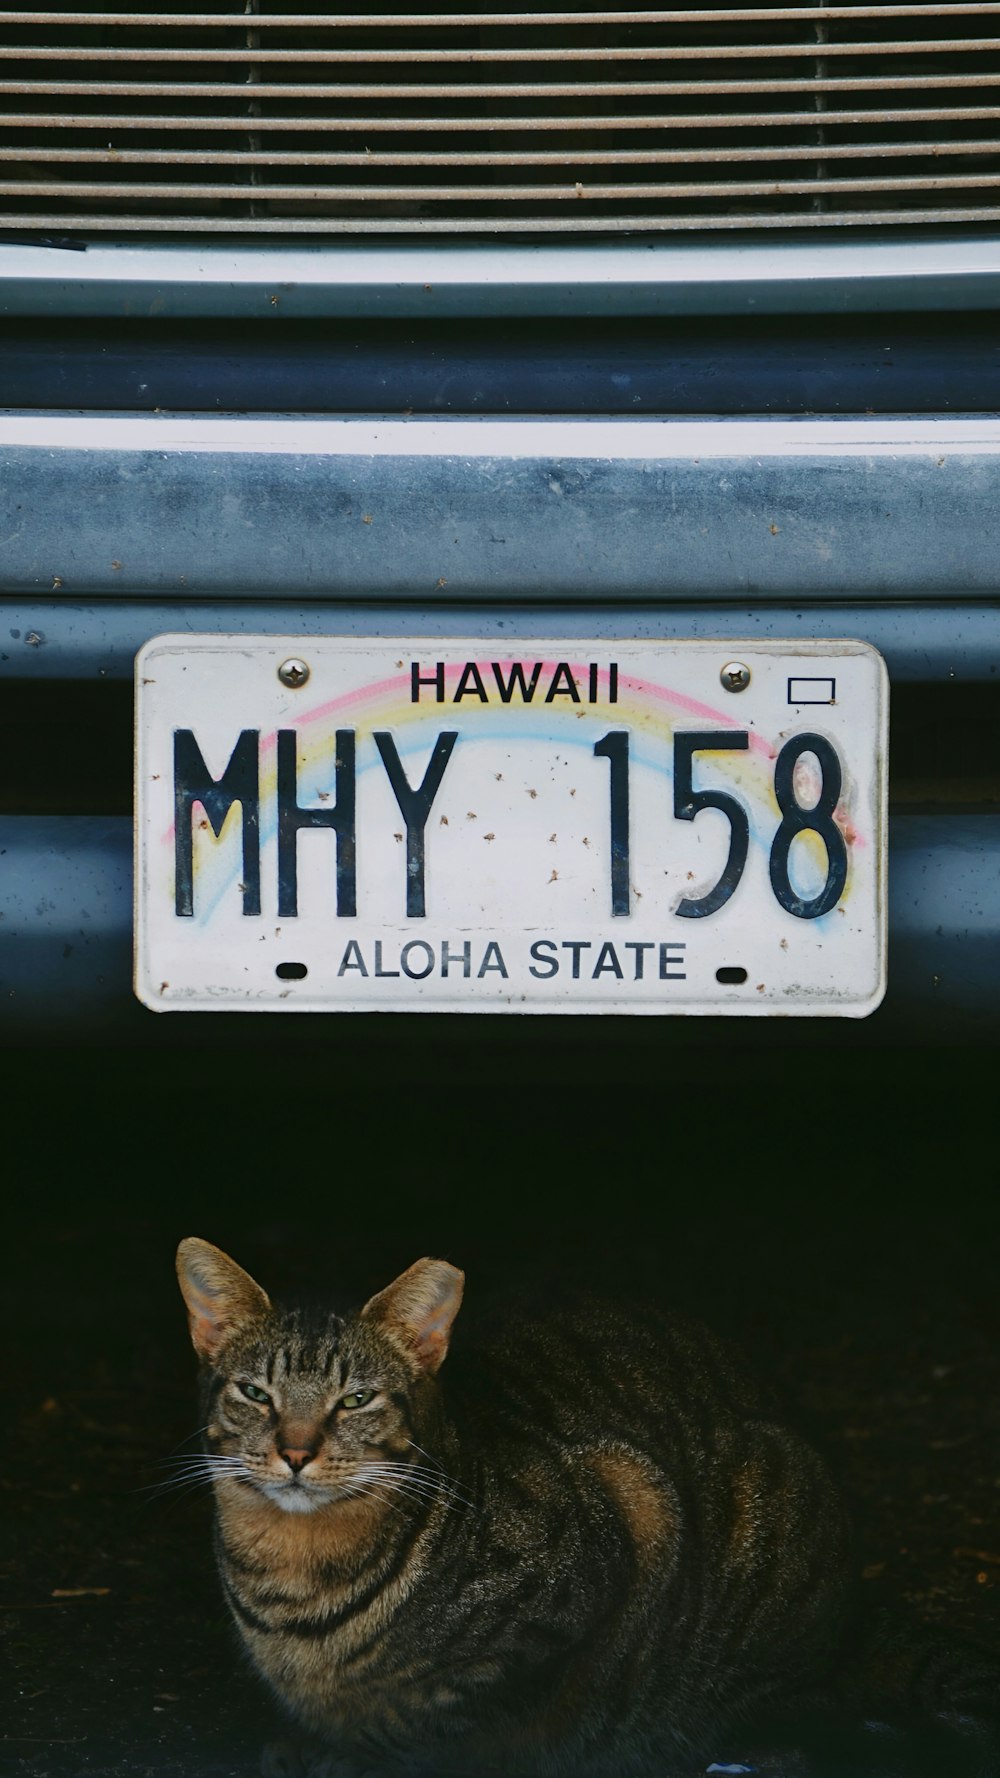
[134,635,887,1016]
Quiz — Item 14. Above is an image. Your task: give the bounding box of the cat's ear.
[176,1237,271,1363]
[361,1258,464,1375]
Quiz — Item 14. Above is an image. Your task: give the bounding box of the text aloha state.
[334,936,686,982]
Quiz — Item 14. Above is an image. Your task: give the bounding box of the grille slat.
[6,5,1000,24]
[3,206,1000,229]
[7,137,999,161]
[8,171,1000,195]
[3,1,1000,234]
[5,35,1000,58]
[6,74,1000,95]
[3,103,999,130]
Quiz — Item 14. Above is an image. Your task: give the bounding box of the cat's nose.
[278,1446,316,1473]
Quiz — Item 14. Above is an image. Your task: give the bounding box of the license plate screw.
[720,661,751,693]
[278,657,310,689]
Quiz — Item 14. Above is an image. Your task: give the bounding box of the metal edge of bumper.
[0,598,998,683]
[5,413,1000,600]
[3,234,1000,319]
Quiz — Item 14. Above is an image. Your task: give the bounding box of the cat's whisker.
[403,1438,464,1487]
[149,1457,234,1472]
[403,1441,476,1508]
[361,1479,444,1510]
[150,1465,248,1486]
[353,1461,443,1491]
[391,1462,470,1502]
[142,1454,255,1499]
[144,1463,246,1488]
[350,1467,453,1511]
[156,1458,247,1470]
[404,1437,450,1475]
[139,1474,219,1501]
[338,1479,412,1520]
[393,1481,470,1513]
[155,1454,247,1472]
[163,1423,212,1457]
[360,1471,454,1507]
[368,1460,475,1511]
[352,1465,467,1514]
[351,1466,437,1503]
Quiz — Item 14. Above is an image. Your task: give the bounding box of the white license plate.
[134,635,887,1016]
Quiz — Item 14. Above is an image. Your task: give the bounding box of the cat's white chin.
[262,1484,326,1515]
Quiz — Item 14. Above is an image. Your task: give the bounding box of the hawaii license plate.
[134,635,887,1016]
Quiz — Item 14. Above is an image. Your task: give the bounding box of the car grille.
[2,2,1000,234]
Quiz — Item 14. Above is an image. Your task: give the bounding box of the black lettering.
[478,942,508,978]
[441,940,471,978]
[277,729,356,919]
[589,663,598,703]
[174,728,260,918]
[374,941,399,978]
[374,731,458,919]
[491,661,542,704]
[592,942,623,980]
[625,940,655,980]
[609,663,619,704]
[561,940,592,979]
[769,734,849,919]
[337,940,368,977]
[593,732,630,917]
[400,940,435,980]
[453,662,488,703]
[411,662,445,703]
[545,663,581,703]
[673,731,749,919]
[659,942,687,980]
[528,939,559,979]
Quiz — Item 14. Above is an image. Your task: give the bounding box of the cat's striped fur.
[176,1239,852,1777]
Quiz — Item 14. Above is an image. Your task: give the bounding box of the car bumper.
[1,410,996,1037]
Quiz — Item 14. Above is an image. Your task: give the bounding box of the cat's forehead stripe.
[248,1310,346,1385]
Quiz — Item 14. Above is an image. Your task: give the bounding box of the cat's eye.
[238,1381,271,1405]
[341,1389,376,1410]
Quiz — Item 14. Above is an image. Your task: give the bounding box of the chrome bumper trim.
[3,413,1000,600]
[2,235,1000,319]
[0,597,997,684]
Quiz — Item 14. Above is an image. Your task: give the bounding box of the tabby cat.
[176,1237,858,1777]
